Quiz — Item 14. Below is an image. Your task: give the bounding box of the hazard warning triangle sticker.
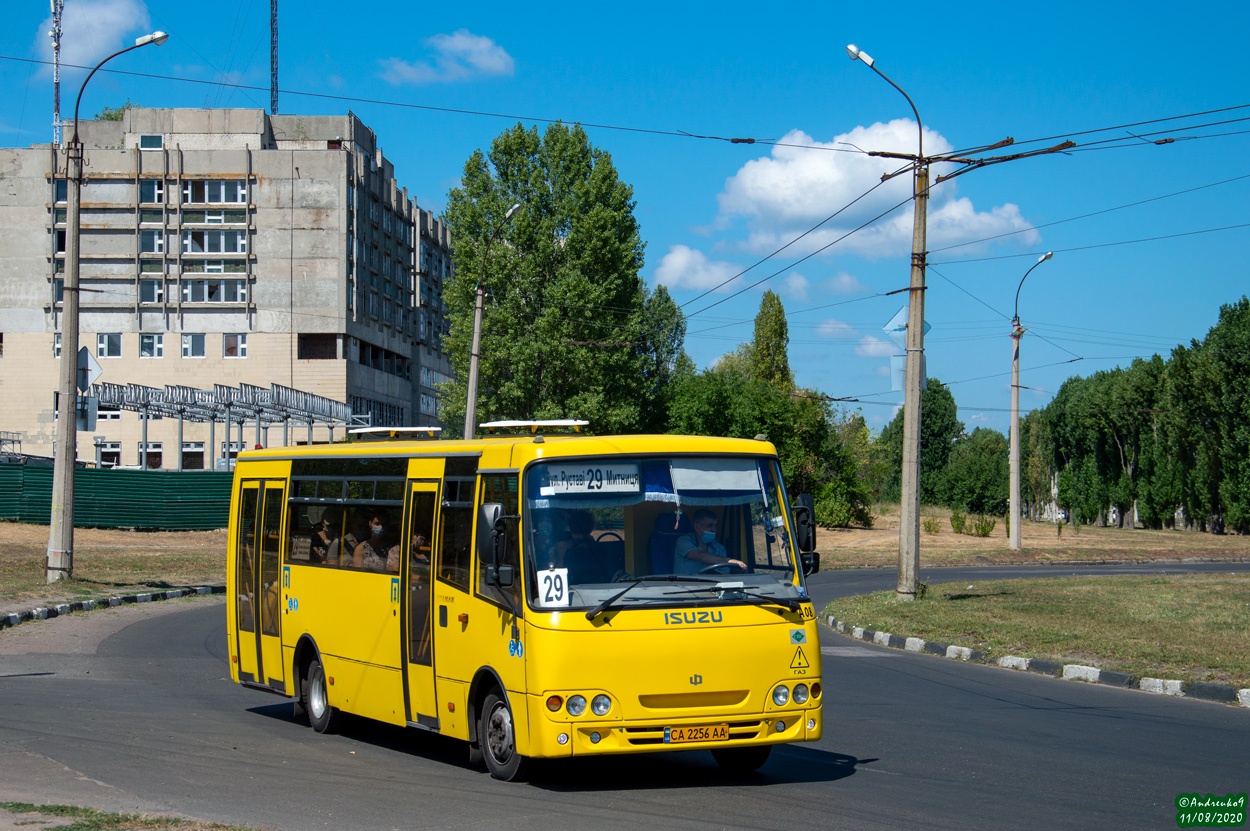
[790,646,810,669]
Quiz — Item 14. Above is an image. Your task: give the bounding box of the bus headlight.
[793,683,809,704]
[591,694,612,716]
[772,685,790,706]
[566,695,587,716]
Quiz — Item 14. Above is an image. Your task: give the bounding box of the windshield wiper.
[585,575,721,621]
[663,584,804,612]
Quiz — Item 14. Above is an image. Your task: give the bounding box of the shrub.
[950,509,967,535]
[970,515,997,537]
[922,517,942,534]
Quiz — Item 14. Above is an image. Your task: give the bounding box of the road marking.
[821,646,898,658]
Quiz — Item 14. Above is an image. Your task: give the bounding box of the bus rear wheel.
[480,691,529,781]
[712,744,772,773]
[305,658,339,734]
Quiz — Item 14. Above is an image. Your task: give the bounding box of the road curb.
[0,585,226,632]
[824,614,1250,709]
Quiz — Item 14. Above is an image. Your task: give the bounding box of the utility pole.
[847,44,1073,599]
[1009,252,1053,550]
[463,203,520,439]
[47,31,168,582]
[50,0,64,145]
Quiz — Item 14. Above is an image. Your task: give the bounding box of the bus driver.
[675,509,746,573]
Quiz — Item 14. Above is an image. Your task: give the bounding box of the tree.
[939,427,1009,515]
[95,99,138,121]
[752,290,793,389]
[441,123,664,435]
[870,379,963,505]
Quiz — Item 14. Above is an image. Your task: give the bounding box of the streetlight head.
[1039,251,1053,263]
[504,203,521,221]
[846,44,873,67]
[135,31,169,47]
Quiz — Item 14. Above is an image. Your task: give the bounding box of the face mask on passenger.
[371,524,385,536]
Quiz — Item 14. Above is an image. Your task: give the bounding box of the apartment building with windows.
[0,108,454,468]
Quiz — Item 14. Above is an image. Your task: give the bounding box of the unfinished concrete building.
[0,108,455,468]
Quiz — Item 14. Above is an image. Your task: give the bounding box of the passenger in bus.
[528,510,566,569]
[353,508,400,572]
[555,510,613,583]
[675,509,746,573]
[308,507,337,564]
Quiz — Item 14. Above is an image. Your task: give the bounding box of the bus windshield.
[522,455,806,613]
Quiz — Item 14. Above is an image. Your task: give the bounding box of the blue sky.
[3,0,1247,434]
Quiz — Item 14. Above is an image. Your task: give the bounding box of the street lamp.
[463,202,520,439]
[1009,251,1053,550]
[46,30,169,583]
[848,43,929,601]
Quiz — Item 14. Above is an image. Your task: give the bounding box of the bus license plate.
[664,724,729,744]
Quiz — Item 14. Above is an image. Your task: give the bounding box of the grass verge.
[0,803,249,831]
[822,573,1250,688]
[0,522,226,612]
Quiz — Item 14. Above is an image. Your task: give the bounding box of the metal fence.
[0,463,232,530]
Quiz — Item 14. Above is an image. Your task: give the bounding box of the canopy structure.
[90,382,371,470]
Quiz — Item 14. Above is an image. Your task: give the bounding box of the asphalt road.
[1,563,1247,831]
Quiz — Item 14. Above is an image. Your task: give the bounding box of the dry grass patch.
[819,505,1250,569]
[823,572,1250,687]
[0,522,226,611]
[0,803,251,831]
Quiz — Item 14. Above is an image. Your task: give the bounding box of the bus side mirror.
[793,494,818,575]
[479,503,515,588]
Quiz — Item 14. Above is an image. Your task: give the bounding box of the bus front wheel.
[305,658,339,734]
[712,744,772,773]
[480,691,529,781]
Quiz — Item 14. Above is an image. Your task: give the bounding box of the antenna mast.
[269,0,278,114]
[51,0,64,144]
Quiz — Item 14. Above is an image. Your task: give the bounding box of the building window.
[54,278,64,303]
[139,230,164,253]
[223,333,248,358]
[181,441,205,470]
[54,179,67,202]
[98,405,121,421]
[56,229,66,253]
[139,280,164,303]
[182,279,245,303]
[139,135,164,150]
[97,333,122,358]
[139,180,164,203]
[182,229,246,254]
[140,334,164,358]
[182,180,246,204]
[53,333,61,358]
[96,441,121,467]
[138,442,163,469]
[298,333,337,359]
[182,333,205,358]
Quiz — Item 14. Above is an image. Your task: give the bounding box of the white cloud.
[826,271,869,295]
[781,272,810,302]
[380,30,514,85]
[855,335,898,358]
[816,318,856,339]
[35,0,152,72]
[654,245,741,292]
[717,121,1039,258]
[876,364,892,377]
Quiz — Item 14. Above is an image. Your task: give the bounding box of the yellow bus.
[226,422,822,780]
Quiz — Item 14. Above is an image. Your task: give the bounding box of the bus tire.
[712,744,772,773]
[480,691,528,781]
[305,658,338,734]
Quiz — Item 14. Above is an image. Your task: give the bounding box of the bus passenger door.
[235,479,287,691]
[403,482,439,726]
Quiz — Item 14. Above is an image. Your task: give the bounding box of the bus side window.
[438,457,477,590]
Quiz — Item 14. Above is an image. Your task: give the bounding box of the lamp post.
[847,44,929,601]
[46,30,169,583]
[1009,251,1053,551]
[463,202,520,439]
